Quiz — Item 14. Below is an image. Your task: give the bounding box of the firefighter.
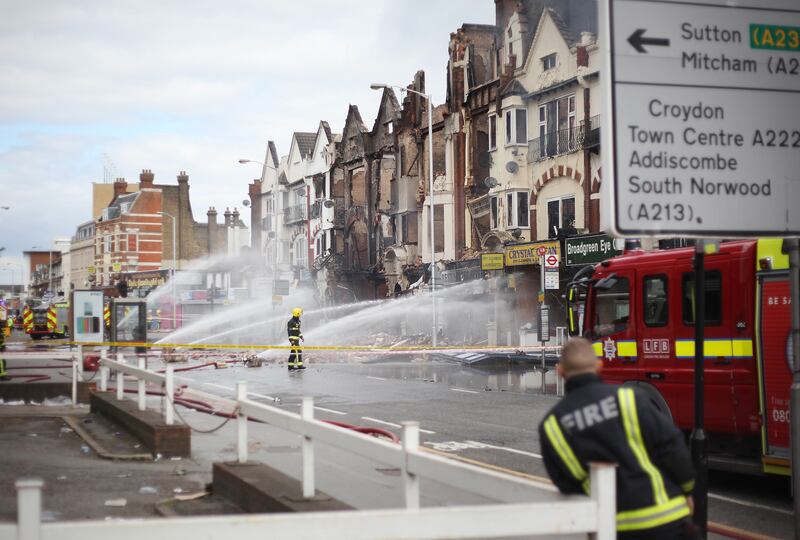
[287,307,305,371]
[7,315,13,333]
[539,338,697,539]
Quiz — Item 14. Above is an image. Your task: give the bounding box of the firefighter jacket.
[287,317,302,342]
[539,373,694,534]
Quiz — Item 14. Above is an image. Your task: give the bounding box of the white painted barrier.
[57,353,619,539]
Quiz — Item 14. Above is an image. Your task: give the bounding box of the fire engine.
[566,239,792,476]
[22,301,69,340]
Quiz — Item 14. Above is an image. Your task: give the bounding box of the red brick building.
[94,171,163,287]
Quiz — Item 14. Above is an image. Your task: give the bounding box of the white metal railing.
[47,352,618,539]
[6,463,615,540]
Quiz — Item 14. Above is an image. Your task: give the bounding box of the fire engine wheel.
[30,334,41,341]
[622,381,673,422]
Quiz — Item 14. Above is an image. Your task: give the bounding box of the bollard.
[71,360,78,407]
[116,353,125,401]
[99,350,108,392]
[164,364,174,425]
[590,463,617,540]
[137,357,146,412]
[16,478,43,540]
[237,381,248,464]
[401,421,420,510]
[301,396,315,498]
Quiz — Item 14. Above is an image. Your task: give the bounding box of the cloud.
[0,0,495,274]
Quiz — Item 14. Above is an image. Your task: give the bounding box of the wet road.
[170,357,792,539]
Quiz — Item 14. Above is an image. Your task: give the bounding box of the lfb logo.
[643,339,670,355]
[604,338,617,360]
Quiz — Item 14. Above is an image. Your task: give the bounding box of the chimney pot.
[139,169,155,188]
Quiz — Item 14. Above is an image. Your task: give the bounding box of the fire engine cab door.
[590,268,639,382]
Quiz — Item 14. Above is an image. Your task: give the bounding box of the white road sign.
[545,268,560,290]
[601,0,800,236]
[544,254,560,268]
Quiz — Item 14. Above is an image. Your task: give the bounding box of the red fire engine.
[567,239,792,476]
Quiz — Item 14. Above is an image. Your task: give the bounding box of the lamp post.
[239,158,279,274]
[370,83,437,346]
[157,211,177,330]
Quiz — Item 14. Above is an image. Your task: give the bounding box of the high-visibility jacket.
[287,316,302,342]
[539,373,694,534]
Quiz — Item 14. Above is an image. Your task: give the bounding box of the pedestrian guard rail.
[6,348,617,539]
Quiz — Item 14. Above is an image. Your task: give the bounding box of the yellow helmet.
[292,307,302,318]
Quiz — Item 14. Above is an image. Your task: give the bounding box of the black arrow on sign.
[628,28,670,53]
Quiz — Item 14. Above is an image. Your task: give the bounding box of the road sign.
[87,266,96,275]
[536,246,548,257]
[565,234,621,266]
[544,254,560,268]
[545,268,559,290]
[112,262,121,272]
[481,253,504,271]
[601,0,800,236]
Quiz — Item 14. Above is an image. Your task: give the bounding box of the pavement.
[0,335,793,538]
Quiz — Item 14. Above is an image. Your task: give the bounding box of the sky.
[0,0,495,283]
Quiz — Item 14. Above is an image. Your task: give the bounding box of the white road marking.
[419,428,436,435]
[204,382,234,391]
[361,416,401,428]
[451,388,480,394]
[366,376,388,381]
[424,440,541,459]
[708,492,793,516]
[314,406,347,416]
[248,391,279,402]
[466,441,542,459]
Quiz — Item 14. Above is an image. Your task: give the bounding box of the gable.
[518,10,575,91]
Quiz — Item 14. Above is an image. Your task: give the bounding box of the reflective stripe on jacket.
[538,374,694,533]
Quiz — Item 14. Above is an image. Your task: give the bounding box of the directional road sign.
[601,0,800,236]
[544,254,560,268]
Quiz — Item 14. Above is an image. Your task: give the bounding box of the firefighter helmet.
[292,307,302,318]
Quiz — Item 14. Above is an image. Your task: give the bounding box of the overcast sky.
[0,0,494,282]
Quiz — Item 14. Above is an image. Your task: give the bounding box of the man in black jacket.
[539,338,697,539]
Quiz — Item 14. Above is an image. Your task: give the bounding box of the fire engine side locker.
[756,271,792,476]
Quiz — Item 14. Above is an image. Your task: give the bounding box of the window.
[293,187,306,206]
[542,53,557,70]
[503,191,530,228]
[104,235,112,253]
[547,195,576,238]
[593,277,630,337]
[517,191,529,228]
[538,94,577,158]
[682,271,722,325]
[434,204,444,252]
[490,196,499,229]
[401,212,418,243]
[293,236,308,269]
[504,108,527,145]
[129,231,138,252]
[488,114,497,150]
[644,275,668,327]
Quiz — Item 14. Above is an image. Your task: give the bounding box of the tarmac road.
[174,358,793,539]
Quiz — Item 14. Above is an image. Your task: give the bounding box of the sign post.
[601,0,800,237]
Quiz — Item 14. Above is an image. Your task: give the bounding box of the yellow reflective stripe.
[732,339,753,358]
[592,342,603,356]
[675,339,753,358]
[617,340,637,357]
[617,496,691,531]
[681,480,695,493]
[618,388,668,505]
[543,416,588,492]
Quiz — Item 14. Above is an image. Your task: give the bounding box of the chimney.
[177,170,189,184]
[248,181,262,252]
[139,169,155,188]
[224,207,232,228]
[207,207,218,255]
[113,177,128,198]
[232,208,240,226]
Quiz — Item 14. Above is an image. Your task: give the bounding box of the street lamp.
[157,211,178,329]
[239,158,279,274]
[371,82,437,346]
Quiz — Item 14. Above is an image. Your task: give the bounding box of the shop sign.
[481,253,504,271]
[564,234,621,266]
[504,241,560,267]
[125,270,169,289]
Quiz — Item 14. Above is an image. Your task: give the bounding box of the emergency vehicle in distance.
[566,239,792,477]
[22,301,69,340]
